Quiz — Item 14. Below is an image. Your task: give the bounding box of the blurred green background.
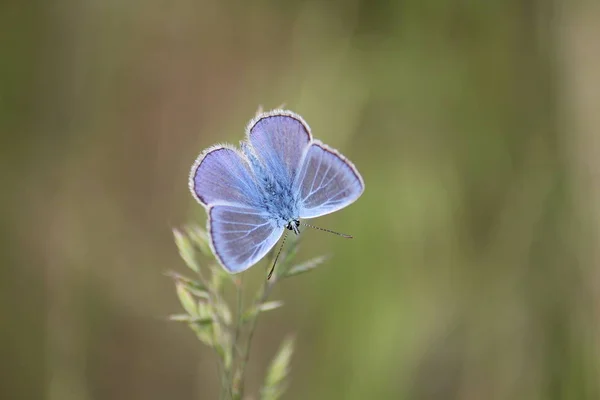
[2,0,600,399]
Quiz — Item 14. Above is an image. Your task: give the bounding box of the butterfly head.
[285,219,301,235]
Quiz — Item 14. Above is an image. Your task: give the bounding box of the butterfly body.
[250,159,300,228]
[189,109,364,273]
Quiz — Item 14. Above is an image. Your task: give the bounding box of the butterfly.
[188,109,365,277]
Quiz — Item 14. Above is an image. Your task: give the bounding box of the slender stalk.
[228,275,244,398]
[214,321,230,400]
[233,276,244,355]
[240,236,297,398]
[203,272,234,399]
[218,361,226,400]
[237,277,277,398]
[193,267,230,400]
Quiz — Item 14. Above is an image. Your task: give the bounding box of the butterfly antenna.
[268,231,289,280]
[300,223,353,238]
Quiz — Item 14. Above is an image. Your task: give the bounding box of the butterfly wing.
[208,205,284,273]
[189,145,261,208]
[295,140,364,219]
[190,145,282,273]
[245,110,312,183]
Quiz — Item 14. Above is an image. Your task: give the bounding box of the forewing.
[246,110,312,183]
[190,145,260,208]
[295,141,364,219]
[209,205,284,273]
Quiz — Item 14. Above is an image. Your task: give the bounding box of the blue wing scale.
[208,205,284,273]
[295,141,364,219]
[189,145,259,208]
[245,110,312,183]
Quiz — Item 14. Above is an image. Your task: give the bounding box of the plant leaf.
[168,314,192,322]
[216,300,232,325]
[192,318,214,326]
[165,271,209,298]
[173,228,200,272]
[215,342,233,370]
[258,301,284,312]
[242,308,257,323]
[210,263,224,292]
[190,321,213,346]
[242,301,284,322]
[164,270,206,289]
[168,314,213,325]
[176,282,197,316]
[260,336,295,400]
[284,255,329,278]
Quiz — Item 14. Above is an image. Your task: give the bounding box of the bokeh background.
[2,0,600,399]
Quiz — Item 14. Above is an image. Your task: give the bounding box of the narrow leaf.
[242,308,258,323]
[216,300,232,325]
[242,301,284,323]
[190,322,213,346]
[193,318,214,326]
[284,255,329,278]
[215,342,233,370]
[164,271,209,298]
[197,301,210,319]
[176,282,197,316]
[168,314,192,322]
[261,336,295,400]
[258,301,284,312]
[190,302,217,345]
[210,263,224,292]
[168,314,213,325]
[187,287,210,300]
[173,228,199,272]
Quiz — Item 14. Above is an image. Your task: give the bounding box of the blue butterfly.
[189,109,365,276]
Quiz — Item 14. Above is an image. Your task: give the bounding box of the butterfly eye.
[285,220,301,234]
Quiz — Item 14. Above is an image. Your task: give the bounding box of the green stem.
[237,277,277,398]
[210,334,227,400]
[229,275,244,398]
[207,274,233,399]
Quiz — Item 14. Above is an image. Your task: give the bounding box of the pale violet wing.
[208,205,284,273]
[190,145,260,208]
[245,110,312,183]
[295,140,364,219]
